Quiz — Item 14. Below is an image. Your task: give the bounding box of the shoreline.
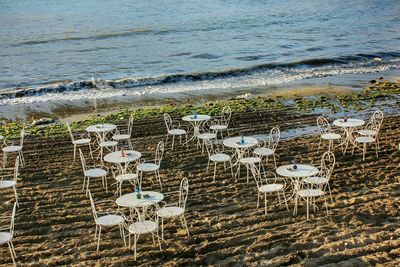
[0,69,399,122]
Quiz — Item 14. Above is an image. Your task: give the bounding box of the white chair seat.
[2,146,22,153]
[0,180,16,188]
[157,206,184,218]
[303,176,328,185]
[129,220,157,234]
[355,136,375,143]
[85,168,107,178]
[254,147,274,156]
[137,163,159,172]
[113,134,130,141]
[210,125,227,130]
[168,129,186,135]
[96,214,124,226]
[116,173,138,182]
[358,129,377,136]
[197,133,217,140]
[0,232,12,244]
[321,133,341,140]
[297,189,324,198]
[209,153,231,162]
[240,157,261,165]
[100,141,118,147]
[73,138,91,145]
[259,183,284,193]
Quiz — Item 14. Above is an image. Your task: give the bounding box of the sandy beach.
[1,95,400,266]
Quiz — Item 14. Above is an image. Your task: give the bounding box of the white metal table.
[182,115,211,145]
[223,136,259,178]
[333,118,365,154]
[104,150,141,170]
[116,191,164,209]
[276,164,318,211]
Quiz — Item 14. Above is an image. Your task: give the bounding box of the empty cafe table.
[182,114,211,144]
[104,150,141,170]
[333,118,365,154]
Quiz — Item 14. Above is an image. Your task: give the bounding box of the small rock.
[369,80,376,84]
[32,117,55,126]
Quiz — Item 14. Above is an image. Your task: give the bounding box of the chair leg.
[73,145,77,162]
[327,183,333,203]
[264,193,268,215]
[213,162,217,181]
[133,234,137,260]
[156,170,162,190]
[10,241,16,261]
[306,197,310,220]
[89,143,93,159]
[97,226,102,251]
[257,192,260,208]
[13,186,19,207]
[7,242,16,265]
[317,137,322,153]
[172,135,175,150]
[363,143,366,161]
[3,152,7,168]
[161,217,164,240]
[182,215,190,236]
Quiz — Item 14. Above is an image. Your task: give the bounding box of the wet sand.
[0,106,400,266]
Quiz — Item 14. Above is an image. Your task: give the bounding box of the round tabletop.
[116,191,164,208]
[223,136,259,149]
[86,123,117,133]
[276,164,319,178]
[104,150,141,164]
[333,118,365,128]
[182,114,211,122]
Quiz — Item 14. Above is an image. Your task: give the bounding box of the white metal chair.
[210,106,231,140]
[303,151,335,203]
[88,191,125,252]
[79,149,108,195]
[0,202,17,266]
[254,126,280,169]
[357,109,384,149]
[294,174,329,221]
[249,163,288,215]
[113,167,140,196]
[124,201,162,261]
[137,141,164,189]
[98,137,118,163]
[352,129,379,161]
[164,113,188,150]
[113,117,134,149]
[157,177,190,239]
[204,139,233,182]
[197,121,217,154]
[317,117,342,153]
[2,128,25,168]
[0,157,20,207]
[66,122,92,162]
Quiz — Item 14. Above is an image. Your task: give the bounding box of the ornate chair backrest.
[155,141,164,166]
[88,191,98,221]
[10,202,17,237]
[249,163,262,190]
[13,156,20,182]
[127,117,134,135]
[320,151,335,180]
[133,201,159,222]
[317,117,331,135]
[79,149,87,172]
[20,127,25,147]
[164,113,172,132]
[178,178,189,210]
[221,106,232,126]
[204,139,215,157]
[66,122,75,142]
[371,109,384,130]
[268,126,280,151]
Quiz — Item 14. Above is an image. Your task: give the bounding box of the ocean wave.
[0,52,399,105]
